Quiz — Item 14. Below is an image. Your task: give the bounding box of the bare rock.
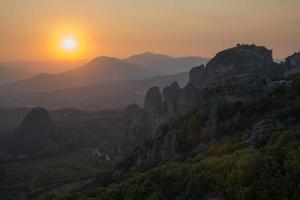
[243,119,283,143]
[162,81,181,118]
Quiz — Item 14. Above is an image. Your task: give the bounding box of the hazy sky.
[0,0,299,61]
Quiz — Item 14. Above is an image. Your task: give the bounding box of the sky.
[0,0,299,61]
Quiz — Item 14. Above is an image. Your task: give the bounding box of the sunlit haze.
[0,0,299,61]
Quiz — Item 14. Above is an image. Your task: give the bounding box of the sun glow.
[61,37,77,51]
[48,24,90,60]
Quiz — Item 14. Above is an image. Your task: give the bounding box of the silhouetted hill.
[0,60,85,74]
[0,53,206,95]
[0,53,207,110]
[0,66,33,85]
[126,52,209,74]
[0,56,159,94]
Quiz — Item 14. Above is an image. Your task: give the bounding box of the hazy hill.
[0,52,206,94]
[0,56,159,94]
[126,52,209,74]
[0,60,86,74]
[0,52,206,110]
[0,72,188,110]
[0,66,33,85]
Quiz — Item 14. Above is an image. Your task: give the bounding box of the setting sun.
[47,24,90,60]
[61,37,77,52]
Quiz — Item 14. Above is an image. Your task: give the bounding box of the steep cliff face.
[144,87,168,132]
[130,133,179,171]
[162,81,181,118]
[285,52,300,75]
[143,45,276,133]
[120,104,146,153]
[187,44,277,90]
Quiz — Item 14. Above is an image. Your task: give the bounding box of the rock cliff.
[143,44,277,133]
[118,44,299,173]
[3,107,56,155]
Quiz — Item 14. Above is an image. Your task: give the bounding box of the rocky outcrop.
[143,45,277,133]
[286,52,300,67]
[162,81,181,118]
[285,52,300,76]
[242,119,283,143]
[186,44,277,90]
[3,107,56,155]
[120,104,146,153]
[144,87,168,132]
[130,133,180,171]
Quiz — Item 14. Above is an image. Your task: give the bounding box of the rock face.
[5,107,55,155]
[129,133,180,171]
[286,52,300,67]
[117,44,298,174]
[243,119,283,143]
[142,44,277,135]
[162,81,181,118]
[120,104,146,153]
[285,52,300,75]
[144,87,167,132]
[187,44,276,90]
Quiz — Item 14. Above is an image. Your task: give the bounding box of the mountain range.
[0,53,207,110]
[0,66,32,85]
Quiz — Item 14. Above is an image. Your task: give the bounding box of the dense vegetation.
[52,74,300,200]
[60,125,300,200]
[0,109,127,200]
[1,74,300,200]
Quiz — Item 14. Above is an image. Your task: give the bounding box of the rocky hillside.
[55,44,300,200]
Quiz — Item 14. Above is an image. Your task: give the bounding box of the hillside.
[54,45,300,200]
[0,60,85,74]
[126,52,209,74]
[0,66,33,85]
[0,56,158,94]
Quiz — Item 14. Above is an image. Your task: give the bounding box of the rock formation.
[285,52,300,75]
[144,87,168,132]
[120,104,146,153]
[286,52,300,67]
[3,107,56,155]
[162,81,181,118]
[117,44,300,173]
[143,44,277,135]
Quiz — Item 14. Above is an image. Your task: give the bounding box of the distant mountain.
[0,60,86,74]
[0,72,188,110]
[126,52,209,74]
[0,53,207,110]
[0,56,159,94]
[0,66,33,85]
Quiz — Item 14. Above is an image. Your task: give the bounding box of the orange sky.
[0,0,299,61]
